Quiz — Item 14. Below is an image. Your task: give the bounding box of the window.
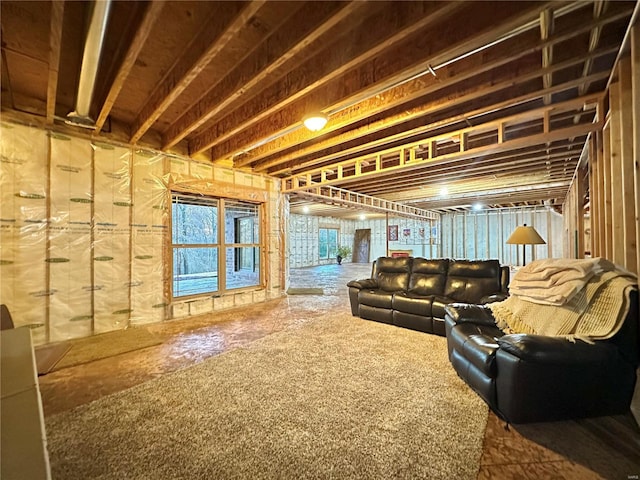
[171,193,261,298]
[319,227,338,260]
[224,200,260,290]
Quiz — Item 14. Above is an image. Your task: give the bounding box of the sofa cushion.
[375,256,411,292]
[432,295,455,319]
[408,258,449,296]
[359,304,394,324]
[358,289,394,309]
[445,260,501,303]
[393,311,434,333]
[448,323,502,376]
[392,292,433,317]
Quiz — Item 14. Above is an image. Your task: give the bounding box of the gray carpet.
[46,314,488,479]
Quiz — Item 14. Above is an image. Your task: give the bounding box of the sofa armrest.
[497,334,620,365]
[444,303,497,327]
[480,293,508,304]
[347,278,378,290]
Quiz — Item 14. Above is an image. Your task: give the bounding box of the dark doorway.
[352,229,371,263]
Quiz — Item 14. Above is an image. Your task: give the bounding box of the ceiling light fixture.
[302,112,328,131]
[439,186,449,197]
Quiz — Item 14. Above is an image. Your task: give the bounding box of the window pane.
[328,229,338,257]
[319,229,328,258]
[173,247,218,297]
[225,200,259,244]
[226,247,260,289]
[172,198,217,244]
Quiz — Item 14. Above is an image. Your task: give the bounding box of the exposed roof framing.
[291,186,439,221]
[1,0,636,216]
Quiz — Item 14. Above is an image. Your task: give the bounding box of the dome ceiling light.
[302,112,328,131]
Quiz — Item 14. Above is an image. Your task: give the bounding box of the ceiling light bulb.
[302,206,310,214]
[359,214,366,221]
[473,203,482,211]
[440,187,449,196]
[302,112,328,131]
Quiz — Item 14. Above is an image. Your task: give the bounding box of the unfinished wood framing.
[573,31,640,274]
[617,56,638,273]
[588,134,601,257]
[602,120,613,260]
[291,186,438,222]
[563,164,587,259]
[633,24,640,276]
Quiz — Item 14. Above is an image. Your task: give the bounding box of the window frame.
[318,227,339,260]
[170,191,264,300]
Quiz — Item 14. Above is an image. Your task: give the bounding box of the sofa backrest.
[408,258,449,296]
[372,256,412,292]
[444,259,501,303]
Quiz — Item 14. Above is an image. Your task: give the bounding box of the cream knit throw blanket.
[508,257,615,306]
[489,268,637,342]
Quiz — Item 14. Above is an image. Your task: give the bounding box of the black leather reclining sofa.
[445,291,640,423]
[347,257,509,336]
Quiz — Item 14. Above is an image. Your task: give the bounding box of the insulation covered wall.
[288,214,355,267]
[93,143,132,333]
[288,214,438,267]
[0,122,283,345]
[48,134,93,342]
[441,206,563,266]
[362,217,439,260]
[0,124,49,345]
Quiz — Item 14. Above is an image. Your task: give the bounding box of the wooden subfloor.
[39,263,640,479]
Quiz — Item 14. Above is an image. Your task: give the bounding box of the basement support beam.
[609,80,624,265]
[632,24,640,276]
[617,56,637,272]
[46,1,65,124]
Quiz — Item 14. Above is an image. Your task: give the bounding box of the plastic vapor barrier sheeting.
[0,123,49,345]
[0,121,284,345]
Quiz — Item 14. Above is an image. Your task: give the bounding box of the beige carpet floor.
[286,287,325,295]
[46,314,488,479]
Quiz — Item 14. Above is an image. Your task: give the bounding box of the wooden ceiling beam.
[190,0,467,155]
[405,177,571,201]
[353,146,584,194]
[330,136,586,186]
[258,34,621,175]
[362,159,581,199]
[579,0,608,96]
[161,1,364,149]
[46,0,64,124]
[358,152,582,192]
[414,186,571,210]
[282,94,602,193]
[94,0,165,133]
[231,4,630,169]
[195,1,555,157]
[267,66,611,176]
[129,0,266,143]
[291,186,438,221]
[540,8,555,104]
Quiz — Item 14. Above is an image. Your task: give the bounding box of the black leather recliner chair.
[445,289,639,424]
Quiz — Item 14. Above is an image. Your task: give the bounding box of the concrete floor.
[40,263,640,479]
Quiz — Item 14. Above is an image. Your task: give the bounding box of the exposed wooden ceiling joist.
[1,0,636,217]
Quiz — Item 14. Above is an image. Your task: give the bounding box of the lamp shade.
[506,224,546,245]
[302,112,328,131]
